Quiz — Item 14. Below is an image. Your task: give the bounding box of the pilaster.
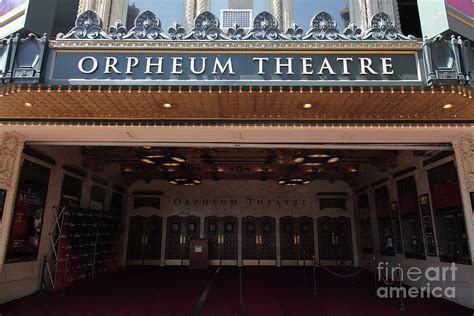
[0,132,25,268]
[452,133,474,263]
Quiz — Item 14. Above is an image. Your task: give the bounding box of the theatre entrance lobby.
[0,142,473,315]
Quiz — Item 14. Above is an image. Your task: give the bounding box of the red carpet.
[1,266,472,315]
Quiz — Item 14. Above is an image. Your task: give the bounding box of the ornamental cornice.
[49,39,422,51]
[52,10,421,51]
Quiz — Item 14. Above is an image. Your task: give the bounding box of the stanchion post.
[312,255,318,294]
[398,263,407,312]
[303,250,306,284]
[352,251,357,287]
[61,254,69,295]
[372,256,378,296]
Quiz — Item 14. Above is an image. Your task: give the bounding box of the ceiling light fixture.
[303,103,312,109]
[168,165,201,186]
[327,157,340,164]
[163,103,172,108]
[292,153,306,164]
[443,103,453,109]
[24,102,33,107]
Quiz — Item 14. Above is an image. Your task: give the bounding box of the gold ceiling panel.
[0,86,472,121]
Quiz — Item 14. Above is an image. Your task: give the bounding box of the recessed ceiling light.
[303,103,312,109]
[308,153,330,158]
[24,102,33,107]
[303,162,323,166]
[141,158,155,164]
[163,103,172,108]
[443,104,453,109]
[327,157,340,164]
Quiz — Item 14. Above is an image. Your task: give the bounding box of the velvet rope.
[316,260,372,278]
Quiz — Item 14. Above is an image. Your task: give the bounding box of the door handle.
[293,235,297,245]
[259,235,263,244]
[297,235,300,245]
[256,235,259,244]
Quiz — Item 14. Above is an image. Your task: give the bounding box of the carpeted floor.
[1,266,472,316]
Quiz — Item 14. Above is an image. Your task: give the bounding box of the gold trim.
[0,9,26,27]
[55,49,417,55]
[447,11,474,28]
[49,40,423,51]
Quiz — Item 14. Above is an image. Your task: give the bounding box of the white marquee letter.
[317,58,336,75]
[104,57,121,74]
[381,58,394,75]
[172,57,183,74]
[126,57,139,74]
[212,58,235,75]
[337,57,353,75]
[301,58,314,75]
[253,57,269,75]
[78,56,98,74]
[145,57,164,74]
[190,57,207,74]
[359,58,378,75]
[275,58,294,75]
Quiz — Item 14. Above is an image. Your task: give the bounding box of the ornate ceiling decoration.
[81,146,399,184]
[0,86,471,121]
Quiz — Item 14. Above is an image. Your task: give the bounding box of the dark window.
[90,185,106,211]
[397,176,425,259]
[111,192,124,216]
[374,186,395,256]
[60,175,82,208]
[397,0,422,38]
[428,162,471,265]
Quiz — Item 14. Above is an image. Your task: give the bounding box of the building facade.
[0,0,473,310]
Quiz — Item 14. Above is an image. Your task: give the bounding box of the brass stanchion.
[312,255,318,294]
[398,263,407,312]
[373,256,378,296]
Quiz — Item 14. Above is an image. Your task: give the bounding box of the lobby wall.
[352,150,474,309]
[0,145,127,304]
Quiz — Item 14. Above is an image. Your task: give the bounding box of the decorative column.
[271,0,283,30]
[0,133,24,268]
[77,0,112,28]
[281,0,293,31]
[352,0,399,31]
[185,0,196,30]
[195,0,208,15]
[96,0,112,28]
[109,0,127,27]
[77,0,97,15]
[452,134,474,263]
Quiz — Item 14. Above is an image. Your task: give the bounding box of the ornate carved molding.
[0,132,24,188]
[58,10,111,39]
[362,13,414,41]
[57,10,416,43]
[122,10,170,40]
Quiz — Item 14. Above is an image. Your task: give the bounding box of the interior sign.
[46,50,421,86]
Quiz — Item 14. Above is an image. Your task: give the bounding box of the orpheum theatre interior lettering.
[0,2,473,314]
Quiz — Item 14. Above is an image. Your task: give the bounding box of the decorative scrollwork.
[109,20,127,39]
[185,11,229,40]
[343,22,362,40]
[228,23,245,40]
[169,22,186,40]
[57,10,111,39]
[362,13,415,41]
[243,11,289,40]
[286,23,304,40]
[123,10,170,40]
[55,10,418,43]
[303,12,350,40]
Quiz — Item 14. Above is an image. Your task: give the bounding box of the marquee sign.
[45,50,421,86]
[42,10,423,87]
